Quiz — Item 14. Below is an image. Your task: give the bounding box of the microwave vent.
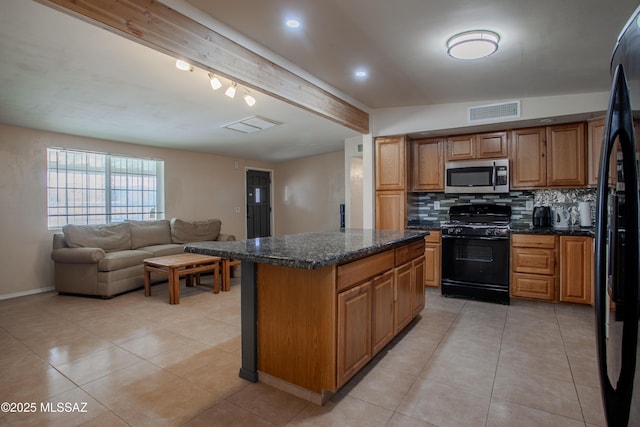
[468,100,520,123]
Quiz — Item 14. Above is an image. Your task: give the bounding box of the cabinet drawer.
[338,250,394,292]
[511,272,555,301]
[512,248,555,275]
[511,234,556,249]
[395,240,425,266]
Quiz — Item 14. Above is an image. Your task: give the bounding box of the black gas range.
[441,204,511,304]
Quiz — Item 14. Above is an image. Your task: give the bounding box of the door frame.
[245,167,275,238]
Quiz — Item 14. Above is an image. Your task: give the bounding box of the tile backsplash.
[408,188,597,227]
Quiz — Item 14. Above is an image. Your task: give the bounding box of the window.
[47,148,165,228]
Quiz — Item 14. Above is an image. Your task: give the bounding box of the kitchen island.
[185,229,427,404]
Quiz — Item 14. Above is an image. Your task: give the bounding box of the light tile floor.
[0,281,604,426]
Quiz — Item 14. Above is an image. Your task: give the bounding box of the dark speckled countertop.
[509,224,595,237]
[185,229,429,270]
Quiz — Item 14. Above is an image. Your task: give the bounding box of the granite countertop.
[185,229,429,270]
[509,224,595,237]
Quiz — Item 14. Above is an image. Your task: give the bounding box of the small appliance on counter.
[532,206,552,227]
[577,201,592,227]
[552,207,570,229]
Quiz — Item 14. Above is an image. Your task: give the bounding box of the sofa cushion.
[63,223,132,253]
[171,218,221,244]
[136,243,184,257]
[97,250,151,272]
[128,220,172,249]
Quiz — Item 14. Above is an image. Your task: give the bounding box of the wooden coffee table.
[144,253,221,304]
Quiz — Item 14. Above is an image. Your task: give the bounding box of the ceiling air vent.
[468,100,520,123]
[223,116,282,134]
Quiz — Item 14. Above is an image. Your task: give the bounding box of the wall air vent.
[468,100,520,123]
[223,116,282,134]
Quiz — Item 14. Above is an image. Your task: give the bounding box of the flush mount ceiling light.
[208,73,222,90]
[225,82,237,98]
[175,59,193,71]
[447,30,500,60]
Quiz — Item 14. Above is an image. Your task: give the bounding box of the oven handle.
[441,235,509,241]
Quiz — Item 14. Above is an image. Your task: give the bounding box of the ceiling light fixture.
[286,19,301,28]
[447,30,500,60]
[225,82,237,98]
[208,73,222,90]
[175,59,193,71]
[354,69,368,79]
[243,91,256,107]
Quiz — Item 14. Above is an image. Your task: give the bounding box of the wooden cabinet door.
[412,257,425,316]
[337,281,372,388]
[476,131,508,158]
[446,135,475,161]
[411,138,444,191]
[375,190,406,230]
[372,270,394,355]
[547,123,586,187]
[394,263,413,334]
[375,136,406,190]
[588,117,618,188]
[560,236,593,305]
[424,232,441,288]
[510,127,547,188]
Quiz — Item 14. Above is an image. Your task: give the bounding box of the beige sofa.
[51,218,235,298]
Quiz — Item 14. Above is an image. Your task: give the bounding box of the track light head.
[225,83,237,98]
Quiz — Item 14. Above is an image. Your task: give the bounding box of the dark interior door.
[246,170,271,238]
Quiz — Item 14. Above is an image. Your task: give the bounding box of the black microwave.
[444,158,509,193]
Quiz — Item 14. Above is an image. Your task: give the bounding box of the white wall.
[371,92,610,137]
[274,151,345,235]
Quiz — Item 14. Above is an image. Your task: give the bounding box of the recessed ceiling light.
[447,30,500,60]
[286,19,301,29]
[354,69,368,79]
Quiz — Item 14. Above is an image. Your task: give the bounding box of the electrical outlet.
[234,207,240,214]
[526,200,534,211]
[434,201,440,210]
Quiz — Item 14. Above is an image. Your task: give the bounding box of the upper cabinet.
[510,127,547,189]
[510,123,586,189]
[411,138,444,191]
[445,131,508,161]
[375,136,406,191]
[546,122,586,187]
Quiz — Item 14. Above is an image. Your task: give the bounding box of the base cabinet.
[337,281,372,387]
[336,240,425,389]
[559,236,593,305]
[511,234,557,301]
[371,270,395,355]
[424,231,441,288]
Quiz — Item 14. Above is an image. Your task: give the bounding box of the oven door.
[441,234,510,303]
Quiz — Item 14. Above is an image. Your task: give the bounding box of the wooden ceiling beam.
[35,0,369,134]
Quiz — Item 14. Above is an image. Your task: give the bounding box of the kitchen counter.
[185,229,428,404]
[509,224,595,237]
[185,229,428,269]
[406,221,594,237]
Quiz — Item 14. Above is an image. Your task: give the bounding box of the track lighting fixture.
[208,73,222,90]
[225,83,237,98]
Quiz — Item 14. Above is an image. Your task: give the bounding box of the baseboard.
[0,286,55,300]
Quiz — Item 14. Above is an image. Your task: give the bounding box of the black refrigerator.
[595,5,640,426]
